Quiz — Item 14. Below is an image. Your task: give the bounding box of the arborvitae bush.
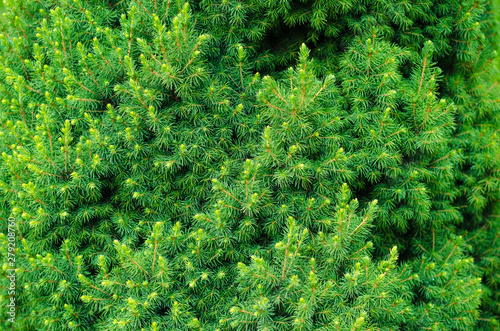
[0,0,499,330]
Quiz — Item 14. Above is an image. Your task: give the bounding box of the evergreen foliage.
[0,0,498,330]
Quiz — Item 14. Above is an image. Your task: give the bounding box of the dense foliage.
[0,0,499,330]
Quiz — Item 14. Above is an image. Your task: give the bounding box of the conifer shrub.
[0,0,499,330]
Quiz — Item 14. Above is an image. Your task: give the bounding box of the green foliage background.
[496,0,500,69]
[0,3,6,24]
[0,0,498,330]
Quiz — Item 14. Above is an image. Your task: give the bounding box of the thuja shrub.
[0,0,499,330]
